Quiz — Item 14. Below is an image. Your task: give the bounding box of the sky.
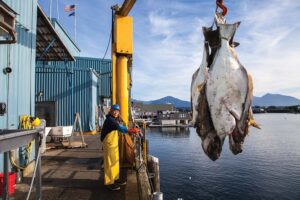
[38,0,300,101]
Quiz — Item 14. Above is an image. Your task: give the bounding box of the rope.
[9,151,27,170]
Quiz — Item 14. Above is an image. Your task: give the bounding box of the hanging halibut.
[206,20,260,156]
[191,27,223,161]
[191,14,260,161]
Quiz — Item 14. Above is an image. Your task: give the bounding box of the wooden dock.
[14,135,139,200]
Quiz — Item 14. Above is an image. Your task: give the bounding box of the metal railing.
[0,129,43,200]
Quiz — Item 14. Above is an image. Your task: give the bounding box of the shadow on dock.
[14,135,139,200]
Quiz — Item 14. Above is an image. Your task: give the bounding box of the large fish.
[206,18,260,154]
[191,14,260,160]
[191,27,223,161]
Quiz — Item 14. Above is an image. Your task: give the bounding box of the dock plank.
[14,135,139,200]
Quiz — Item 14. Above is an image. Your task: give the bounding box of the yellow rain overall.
[103,130,120,185]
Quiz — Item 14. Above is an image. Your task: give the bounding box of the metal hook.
[216,0,228,16]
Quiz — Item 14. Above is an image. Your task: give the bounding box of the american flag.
[64,5,75,12]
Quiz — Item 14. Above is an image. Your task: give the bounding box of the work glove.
[128,128,140,136]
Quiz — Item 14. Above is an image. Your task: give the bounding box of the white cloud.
[132,0,300,100]
[39,0,300,100]
[132,6,210,101]
[235,0,300,98]
[148,12,177,39]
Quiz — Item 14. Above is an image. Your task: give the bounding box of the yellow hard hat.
[31,117,41,127]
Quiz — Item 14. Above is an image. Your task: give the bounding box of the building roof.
[158,112,191,120]
[0,0,17,44]
[36,5,74,61]
[133,103,174,112]
[50,18,80,54]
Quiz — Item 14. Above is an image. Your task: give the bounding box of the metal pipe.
[3,41,11,200]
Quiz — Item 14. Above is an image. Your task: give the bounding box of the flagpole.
[75,0,77,43]
[49,0,53,19]
[56,0,59,20]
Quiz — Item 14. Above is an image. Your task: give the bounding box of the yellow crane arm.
[117,0,136,16]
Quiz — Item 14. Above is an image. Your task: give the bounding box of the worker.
[100,104,140,191]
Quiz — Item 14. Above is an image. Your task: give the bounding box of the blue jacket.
[100,114,128,141]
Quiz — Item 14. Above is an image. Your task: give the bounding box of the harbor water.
[147,114,300,200]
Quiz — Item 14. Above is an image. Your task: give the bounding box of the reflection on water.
[149,127,190,138]
[147,114,300,200]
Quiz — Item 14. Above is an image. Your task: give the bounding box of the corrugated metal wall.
[0,0,38,172]
[0,0,37,129]
[35,57,111,131]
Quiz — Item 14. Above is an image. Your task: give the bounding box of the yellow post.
[116,56,129,126]
[112,0,135,166]
[117,56,128,165]
[142,121,147,163]
[111,44,117,104]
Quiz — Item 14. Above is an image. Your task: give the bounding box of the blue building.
[35,57,111,132]
[0,0,38,130]
[0,1,111,173]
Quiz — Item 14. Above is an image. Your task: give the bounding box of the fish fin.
[197,83,205,92]
[248,119,261,129]
[246,76,260,130]
[247,74,254,97]
[248,107,261,129]
[231,42,240,48]
[196,85,216,140]
[218,22,240,41]
[228,108,241,121]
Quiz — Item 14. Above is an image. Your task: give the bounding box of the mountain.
[252,93,300,107]
[133,96,190,108]
[133,93,300,108]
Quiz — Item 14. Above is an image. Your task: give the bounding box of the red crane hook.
[216,0,228,16]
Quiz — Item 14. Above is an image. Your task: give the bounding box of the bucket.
[0,172,16,196]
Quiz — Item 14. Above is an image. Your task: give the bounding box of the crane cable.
[101,8,114,61]
[101,30,112,61]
